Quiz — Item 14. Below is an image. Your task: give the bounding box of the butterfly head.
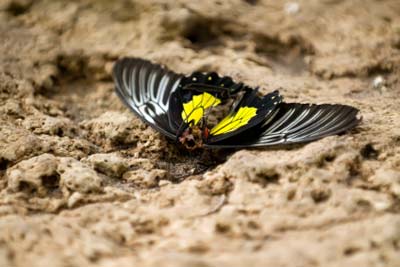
[178,126,208,150]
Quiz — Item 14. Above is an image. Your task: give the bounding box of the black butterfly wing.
[113,57,183,139]
[112,58,360,149]
[205,102,360,148]
[205,90,282,143]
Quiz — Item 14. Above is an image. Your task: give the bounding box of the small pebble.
[372,76,385,89]
[285,2,300,15]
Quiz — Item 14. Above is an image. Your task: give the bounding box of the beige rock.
[38,135,98,159]
[83,153,128,178]
[58,157,103,194]
[81,111,146,148]
[6,153,59,196]
[371,166,400,197]
[0,125,44,164]
[22,114,78,137]
[197,171,232,195]
[123,169,168,188]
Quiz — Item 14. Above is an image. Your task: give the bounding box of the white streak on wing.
[165,78,182,109]
[280,107,312,134]
[139,63,149,102]
[131,64,142,105]
[303,108,355,139]
[149,69,159,104]
[158,75,171,110]
[285,107,322,134]
[290,108,339,139]
[122,68,131,97]
[263,108,297,134]
[138,105,156,124]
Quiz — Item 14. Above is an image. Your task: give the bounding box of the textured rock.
[6,153,58,196]
[83,153,128,179]
[81,111,167,154]
[0,125,44,165]
[370,166,400,197]
[123,169,168,188]
[58,157,103,194]
[81,111,146,148]
[38,135,98,159]
[5,154,105,197]
[22,114,78,137]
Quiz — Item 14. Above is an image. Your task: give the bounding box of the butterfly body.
[113,57,360,149]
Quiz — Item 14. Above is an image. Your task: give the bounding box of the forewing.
[113,57,183,139]
[205,103,360,148]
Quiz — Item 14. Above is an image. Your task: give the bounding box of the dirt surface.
[1,0,400,266]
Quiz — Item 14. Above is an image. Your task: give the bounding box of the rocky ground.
[1,0,400,266]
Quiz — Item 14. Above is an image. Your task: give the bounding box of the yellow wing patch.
[210,106,257,135]
[181,92,221,125]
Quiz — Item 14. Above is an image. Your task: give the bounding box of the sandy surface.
[1,0,400,266]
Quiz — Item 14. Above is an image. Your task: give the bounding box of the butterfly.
[113,57,360,149]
